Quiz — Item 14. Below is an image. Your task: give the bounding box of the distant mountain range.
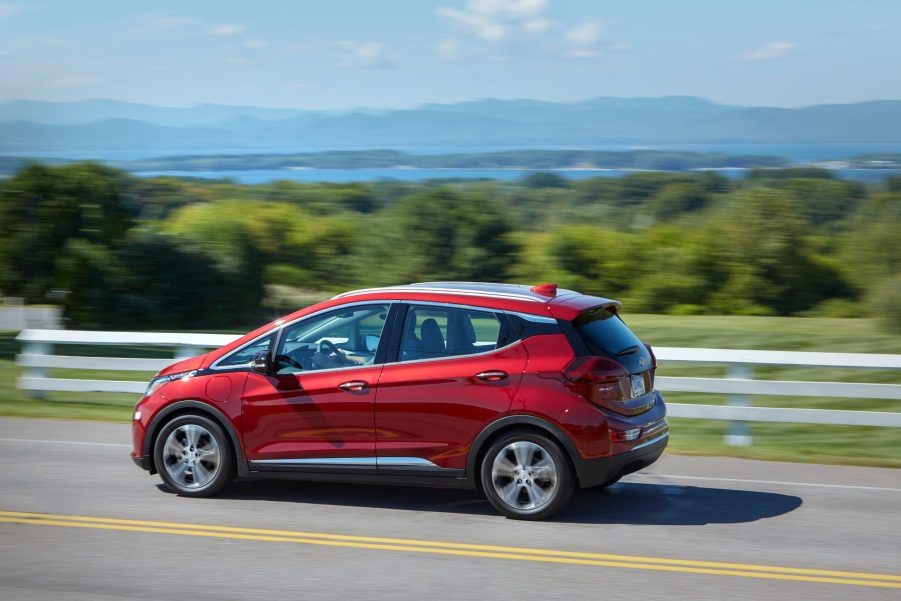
[1,96,901,153]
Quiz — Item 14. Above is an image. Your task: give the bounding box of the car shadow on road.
[169,479,802,525]
[557,482,802,524]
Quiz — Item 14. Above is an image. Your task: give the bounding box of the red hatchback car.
[132,282,668,519]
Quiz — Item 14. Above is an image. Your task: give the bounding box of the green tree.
[358,188,518,284]
[55,231,265,329]
[516,225,640,298]
[841,190,901,293]
[645,182,710,223]
[0,162,135,301]
[706,189,848,314]
[869,275,901,333]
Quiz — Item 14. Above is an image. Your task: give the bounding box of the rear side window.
[399,304,504,361]
[573,306,651,372]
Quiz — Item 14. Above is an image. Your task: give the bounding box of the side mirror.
[250,350,270,374]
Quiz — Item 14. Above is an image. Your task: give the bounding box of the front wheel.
[480,431,575,520]
[154,414,235,497]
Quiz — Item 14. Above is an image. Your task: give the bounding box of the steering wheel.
[318,340,349,364]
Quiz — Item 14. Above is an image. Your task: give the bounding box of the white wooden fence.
[14,329,901,445]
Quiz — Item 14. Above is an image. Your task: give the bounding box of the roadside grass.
[0,332,156,422]
[1,314,900,467]
[626,314,901,467]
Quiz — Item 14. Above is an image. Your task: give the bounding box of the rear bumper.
[131,453,151,471]
[576,430,668,488]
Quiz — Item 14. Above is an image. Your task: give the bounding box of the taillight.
[644,344,657,368]
[610,428,641,442]
[645,343,657,387]
[563,356,629,408]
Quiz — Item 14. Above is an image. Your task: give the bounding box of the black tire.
[480,430,575,520]
[153,414,235,497]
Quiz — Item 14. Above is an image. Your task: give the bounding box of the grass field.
[1,314,900,467]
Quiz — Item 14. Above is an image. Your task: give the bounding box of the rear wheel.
[480,431,574,520]
[154,414,235,497]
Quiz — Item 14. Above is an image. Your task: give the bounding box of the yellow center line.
[1,510,898,589]
[2,509,897,582]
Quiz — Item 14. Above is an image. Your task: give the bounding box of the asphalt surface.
[0,417,899,600]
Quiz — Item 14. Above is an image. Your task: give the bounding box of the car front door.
[241,303,394,470]
[374,303,527,474]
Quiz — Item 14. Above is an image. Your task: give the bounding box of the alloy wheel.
[161,423,221,489]
[490,440,558,511]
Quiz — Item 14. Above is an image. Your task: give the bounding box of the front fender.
[142,399,249,477]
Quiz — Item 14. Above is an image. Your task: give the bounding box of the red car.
[132,282,668,520]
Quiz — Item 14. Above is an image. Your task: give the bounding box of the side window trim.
[211,300,399,372]
[388,300,520,366]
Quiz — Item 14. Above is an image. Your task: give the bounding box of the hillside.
[2,97,901,153]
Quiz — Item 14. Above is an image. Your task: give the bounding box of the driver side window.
[273,303,391,374]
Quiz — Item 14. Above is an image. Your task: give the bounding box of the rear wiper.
[615,345,639,356]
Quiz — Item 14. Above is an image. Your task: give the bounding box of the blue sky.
[0,0,899,109]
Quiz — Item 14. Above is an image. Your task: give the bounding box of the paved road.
[0,418,899,600]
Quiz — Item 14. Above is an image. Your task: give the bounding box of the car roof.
[333,281,570,304]
[202,282,620,368]
[332,282,619,319]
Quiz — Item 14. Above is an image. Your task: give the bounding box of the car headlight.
[144,370,197,398]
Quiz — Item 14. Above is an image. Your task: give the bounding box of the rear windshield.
[573,306,650,372]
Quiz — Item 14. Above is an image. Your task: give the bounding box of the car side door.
[241,302,395,471]
[374,303,528,475]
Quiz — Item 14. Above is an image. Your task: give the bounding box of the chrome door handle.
[338,380,369,392]
[475,371,508,382]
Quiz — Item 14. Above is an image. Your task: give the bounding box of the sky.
[0,0,899,109]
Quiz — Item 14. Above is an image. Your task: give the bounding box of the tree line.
[1,163,899,331]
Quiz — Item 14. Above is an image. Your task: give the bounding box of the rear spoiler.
[546,293,623,320]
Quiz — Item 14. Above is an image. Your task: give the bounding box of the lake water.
[9,142,901,184]
[132,167,901,184]
[13,142,901,162]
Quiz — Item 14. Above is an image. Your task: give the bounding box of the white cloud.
[436,39,461,60]
[738,41,796,61]
[438,7,506,40]
[334,41,395,68]
[522,17,551,33]
[226,57,250,66]
[435,39,478,61]
[563,19,608,59]
[207,24,244,37]
[565,19,602,47]
[435,3,629,63]
[436,0,550,42]
[245,39,268,49]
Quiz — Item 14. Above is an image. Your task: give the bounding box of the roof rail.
[331,284,543,303]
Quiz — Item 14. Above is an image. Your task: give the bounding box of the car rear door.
[374,303,527,474]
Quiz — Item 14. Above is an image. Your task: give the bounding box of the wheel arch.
[144,400,249,477]
[466,415,584,487]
